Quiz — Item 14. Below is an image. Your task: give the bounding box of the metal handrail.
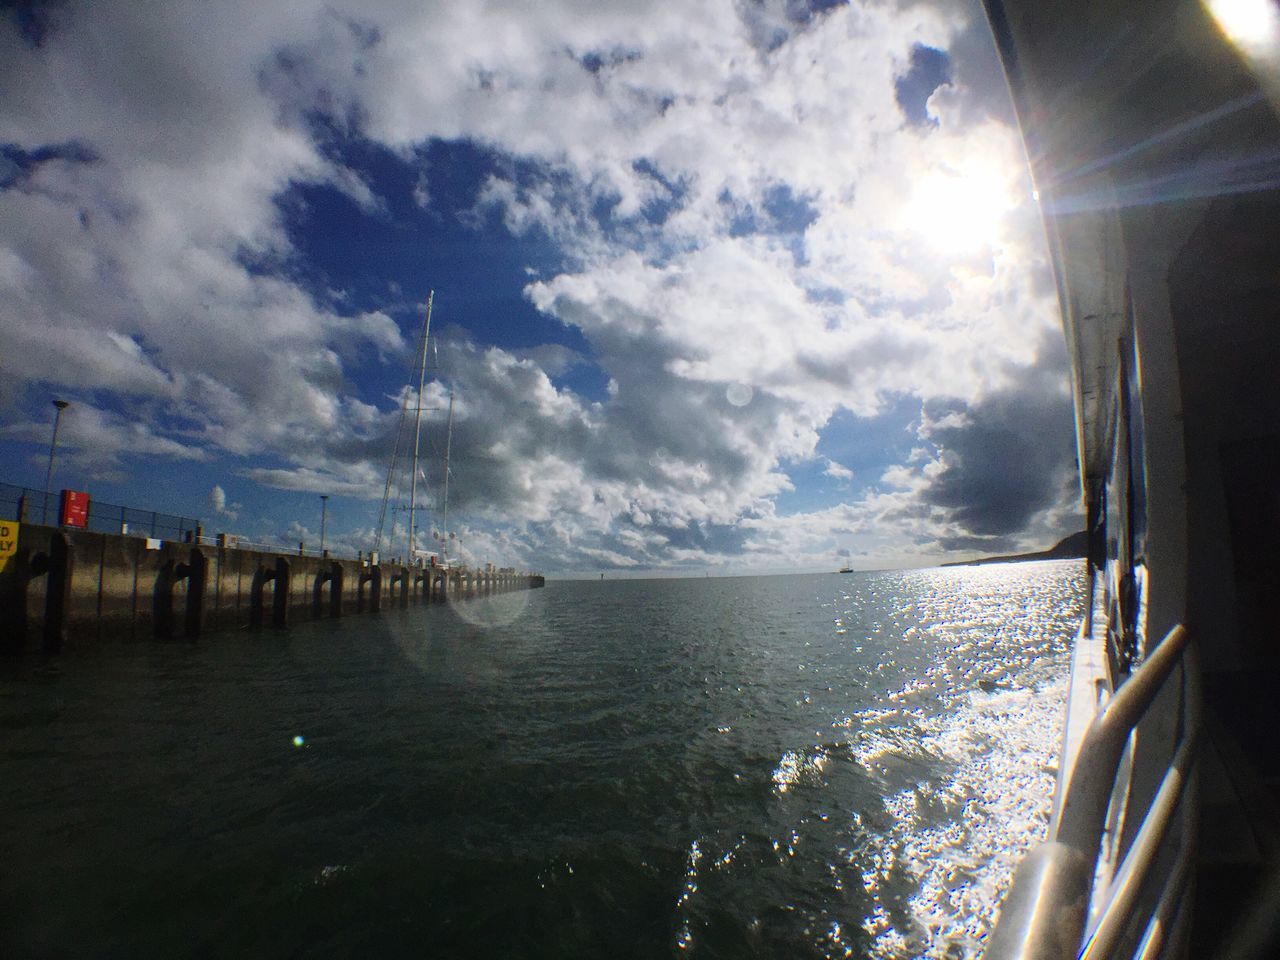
[1079,728,1196,957]
[1125,792,1196,960]
[1055,624,1190,858]
[985,623,1193,960]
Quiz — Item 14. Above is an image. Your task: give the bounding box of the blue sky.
[0,0,1080,575]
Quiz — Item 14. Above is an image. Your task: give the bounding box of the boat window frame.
[1103,321,1151,680]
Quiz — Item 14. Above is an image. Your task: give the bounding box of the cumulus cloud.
[0,0,1080,572]
[918,372,1077,547]
[0,402,206,483]
[208,483,240,521]
[0,1,405,462]
[823,459,855,482]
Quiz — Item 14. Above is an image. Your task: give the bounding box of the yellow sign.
[0,520,18,574]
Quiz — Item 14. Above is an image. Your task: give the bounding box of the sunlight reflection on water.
[841,564,1074,957]
[672,560,1080,959]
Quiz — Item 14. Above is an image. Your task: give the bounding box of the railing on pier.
[0,482,200,541]
[193,535,470,569]
[984,622,1196,960]
[1,481,538,586]
[193,534,362,562]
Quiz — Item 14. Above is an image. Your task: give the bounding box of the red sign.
[59,489,90,528]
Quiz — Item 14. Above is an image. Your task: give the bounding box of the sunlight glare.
[902,170,1013,254]
[1206,0,1279,48]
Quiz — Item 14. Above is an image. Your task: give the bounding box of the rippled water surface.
[1,561,1084,958]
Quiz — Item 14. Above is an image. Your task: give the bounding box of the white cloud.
[0,0,406,469]
[0,0,1080,571]
[0,403,207,482]
[823,459,854,482]
[208,483,240,521]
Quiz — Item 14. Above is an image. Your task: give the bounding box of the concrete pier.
[0,522,544,652]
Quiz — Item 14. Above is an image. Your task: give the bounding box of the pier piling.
[312,562,343,619]
[250,557,290,629]
[153,547,207,640]
[358,565,382,614]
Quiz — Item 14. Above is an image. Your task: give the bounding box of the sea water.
[0,560,1083,958]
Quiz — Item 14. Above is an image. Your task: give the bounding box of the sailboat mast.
[407,290,434,562]
[442,390,454,564]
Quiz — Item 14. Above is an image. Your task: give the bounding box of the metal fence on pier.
[0,482,460,568]
[192,533,362,563]
[0,482,200,542]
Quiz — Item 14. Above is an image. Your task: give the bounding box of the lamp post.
[43,399,70,524]
[319,494,329,555]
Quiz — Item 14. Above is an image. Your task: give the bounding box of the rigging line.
[374,390,411,553]
[375,383,417,551]
[407,290,434,561]
[442,389,454,563]
[374,295,432,553]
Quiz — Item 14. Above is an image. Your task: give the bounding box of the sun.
[901,169,1014,254]
[1206,0,1279,48]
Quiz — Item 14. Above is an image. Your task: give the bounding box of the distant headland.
[941,531,1087,567]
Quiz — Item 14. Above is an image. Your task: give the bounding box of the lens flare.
[448,589,531,630]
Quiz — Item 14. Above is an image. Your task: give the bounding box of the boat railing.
[984,622,1195,960]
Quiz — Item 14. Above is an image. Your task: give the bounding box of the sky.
[0,0,1082,576]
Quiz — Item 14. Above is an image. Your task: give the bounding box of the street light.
[319,494,329,555]
[43,399,70,524]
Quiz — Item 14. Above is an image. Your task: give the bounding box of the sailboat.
[374,291,448,566]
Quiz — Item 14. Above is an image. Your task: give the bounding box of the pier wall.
[0,522,544,653]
